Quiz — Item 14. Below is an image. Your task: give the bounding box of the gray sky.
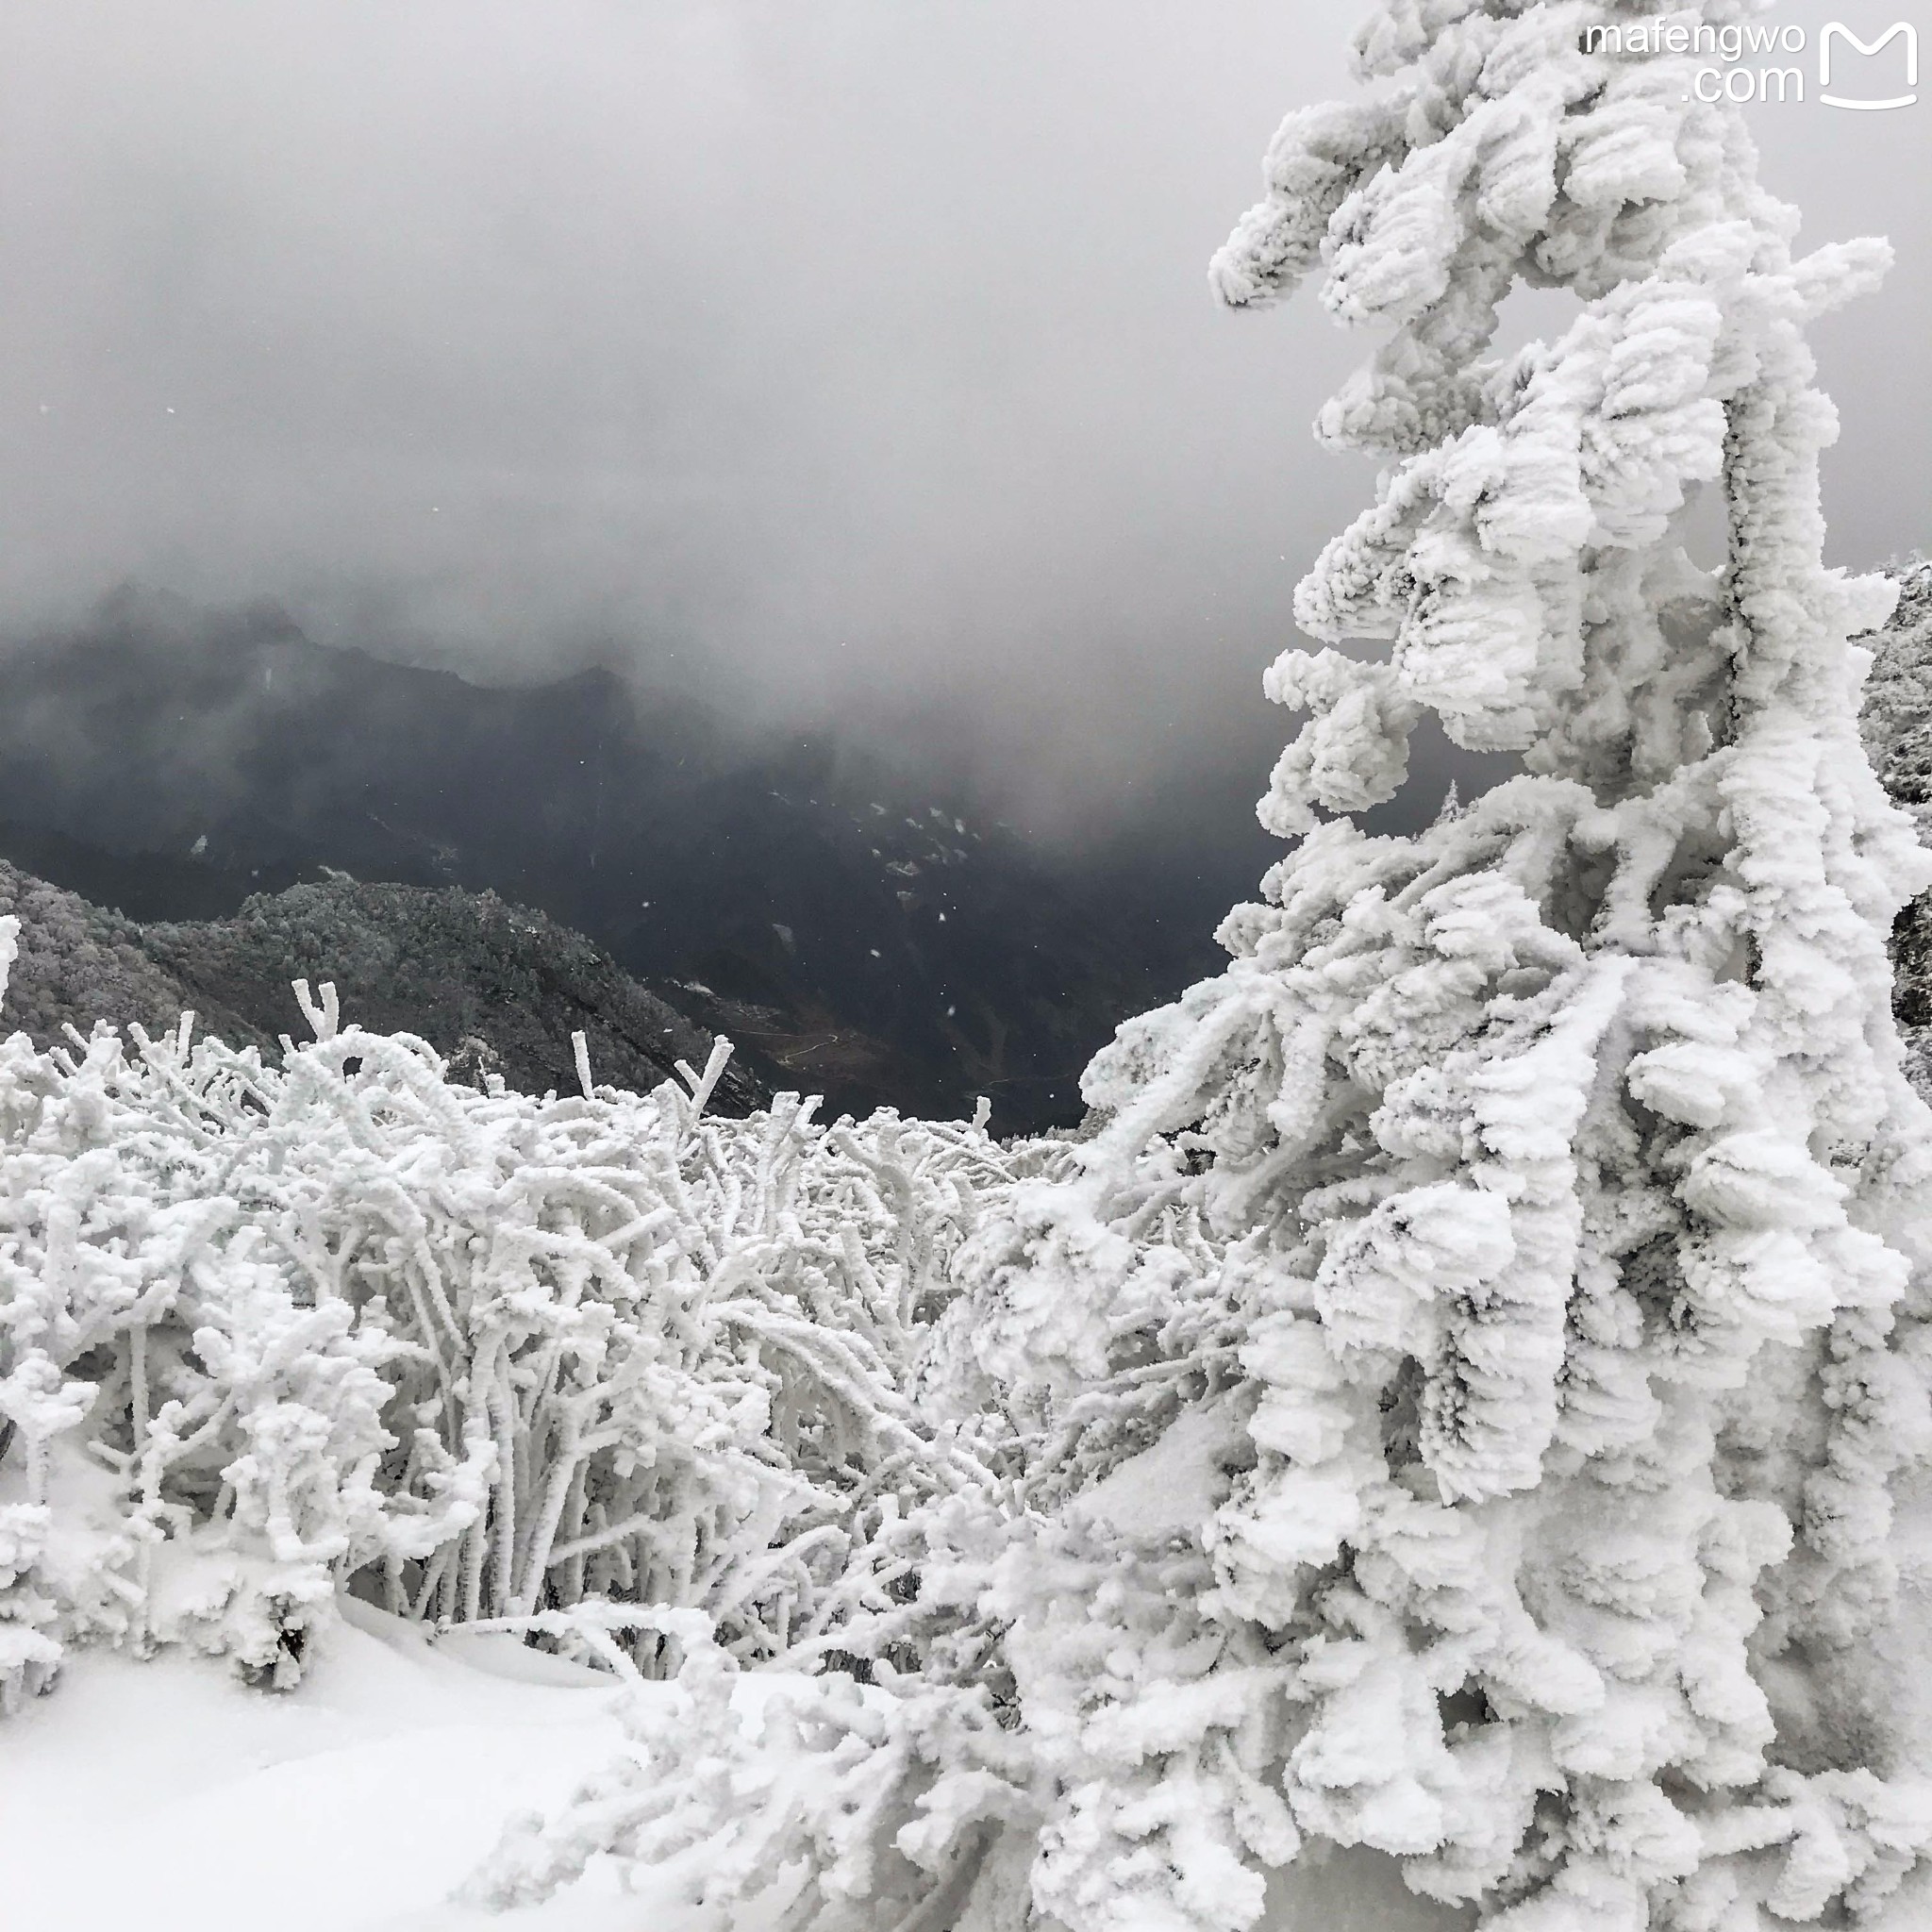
[0,0,1926,843]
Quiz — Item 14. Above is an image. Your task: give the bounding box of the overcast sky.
[0,0,1926,844]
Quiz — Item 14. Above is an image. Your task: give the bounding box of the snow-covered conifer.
[703,6,1932,1928]
[1055,4,1932,1924]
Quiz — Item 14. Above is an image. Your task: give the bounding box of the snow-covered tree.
[506,6,1932,1929]
[1044,2,1932,1924]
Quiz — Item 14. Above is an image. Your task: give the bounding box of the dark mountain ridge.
[0,595,1230,1129]
[0,859,765,1113]
[9,568,1932,1124]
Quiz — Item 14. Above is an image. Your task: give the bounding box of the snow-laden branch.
[0,989,1011,1704]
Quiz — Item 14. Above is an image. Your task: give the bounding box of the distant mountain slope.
[0,594,1230,1129]
[0,859,267,1056]
[13,565,1932,1123]
[0,858,765,1113]
[142,877,767,1112]
[1866,558,1932,1089]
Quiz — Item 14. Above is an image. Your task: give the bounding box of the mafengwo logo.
[1820,22,1918,108]
[1583,15,1918,109]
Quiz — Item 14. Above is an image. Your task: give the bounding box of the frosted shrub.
[475,1136,1274,1926]
[462,1580,1036,1928]
[0,926,1010,1705]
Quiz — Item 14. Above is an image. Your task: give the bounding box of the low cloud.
[0,0,1922,851]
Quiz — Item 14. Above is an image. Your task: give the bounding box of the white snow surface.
[8,1591,1932,1930]
[0,1600,672,1931]
[0,1594,1466,1932]
[0,1593,1483,1932]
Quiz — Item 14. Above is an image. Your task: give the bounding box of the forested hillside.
[0,862,764,1112]
[140,877,766,1114]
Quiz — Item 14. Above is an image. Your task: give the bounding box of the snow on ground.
[7,1576,1932,1931]
[0,1599,691,1932]
[0,1588,1474,1932]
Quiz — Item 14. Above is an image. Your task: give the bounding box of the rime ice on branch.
[1022,0,1932,1924]
[0,963,1009,1710]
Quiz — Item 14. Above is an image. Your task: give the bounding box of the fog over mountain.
[0,596,1256,1128]
[0,0,1924,858]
